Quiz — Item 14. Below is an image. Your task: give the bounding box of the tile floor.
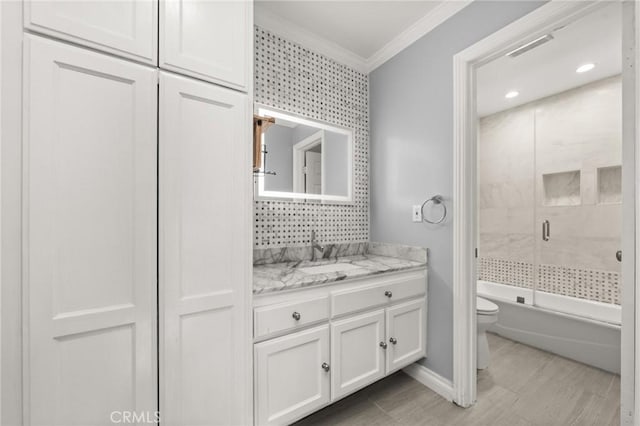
[294,333,620,426]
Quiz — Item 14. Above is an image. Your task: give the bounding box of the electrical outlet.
[412,205,422,222]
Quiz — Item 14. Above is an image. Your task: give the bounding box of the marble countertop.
[253,243,427,295]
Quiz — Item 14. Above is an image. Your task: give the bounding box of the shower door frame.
[451,0,637,422]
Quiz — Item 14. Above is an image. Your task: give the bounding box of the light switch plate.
[412,205,422,222]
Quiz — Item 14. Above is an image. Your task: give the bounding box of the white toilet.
[477,297,499,370]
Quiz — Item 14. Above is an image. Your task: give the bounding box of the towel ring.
[421,195,447,224]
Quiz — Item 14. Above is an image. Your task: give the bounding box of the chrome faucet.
[310,230,325,261]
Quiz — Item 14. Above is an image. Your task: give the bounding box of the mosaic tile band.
[254,26,369,248]
[478,257,620,305]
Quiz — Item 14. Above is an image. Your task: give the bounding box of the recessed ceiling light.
[576,63,595,73]
[505,91,519,99]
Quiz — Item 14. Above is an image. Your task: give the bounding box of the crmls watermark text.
[110,411,160,424]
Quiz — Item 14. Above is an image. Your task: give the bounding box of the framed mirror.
[254,105,354,203]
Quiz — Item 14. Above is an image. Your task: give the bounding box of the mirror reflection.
[255,106,353,203]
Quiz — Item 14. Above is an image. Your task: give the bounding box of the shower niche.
[542,170,581,206]
[598,165,622,204]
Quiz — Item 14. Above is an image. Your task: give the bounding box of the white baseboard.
[402,363,455,402]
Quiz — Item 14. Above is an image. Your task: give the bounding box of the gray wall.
[369,1,546,380]
[264,125,294,192]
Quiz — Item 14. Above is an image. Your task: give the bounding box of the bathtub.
[477,280,621,373]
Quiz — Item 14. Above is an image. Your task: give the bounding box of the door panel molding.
[23,34,157,425]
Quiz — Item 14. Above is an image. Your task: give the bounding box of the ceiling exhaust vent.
[505,34,554,58]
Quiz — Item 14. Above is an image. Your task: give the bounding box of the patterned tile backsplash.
[254,26,369,248]
[477,258,533,290]
[478,257,620,305]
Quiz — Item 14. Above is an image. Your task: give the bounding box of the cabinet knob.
[389,337,397,345]
[379,342,388,349]
[384,290,393,298]
[321,362,330,372]
[292,312,301,321]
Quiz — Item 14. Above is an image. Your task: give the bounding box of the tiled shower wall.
[478,76,622,305]
[253,26,369,249]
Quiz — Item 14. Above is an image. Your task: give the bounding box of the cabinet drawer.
[331,273,425,317]
[255,296,329,340]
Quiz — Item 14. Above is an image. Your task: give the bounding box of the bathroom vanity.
[252,90,427,425]
[252,243,428,425]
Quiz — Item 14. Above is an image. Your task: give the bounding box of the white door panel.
[159,71,250,426]
[160,0,250,91]
[305,151,322,195]
[331,310,386,400]
[25,0,158,64]
[24,34,157,426]
[386,299,427,373]
[254,325,330,426]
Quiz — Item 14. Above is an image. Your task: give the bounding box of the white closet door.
[24,35,157,426]
[24,0,158,64]
[160,0,251,91]
[159,71,251,426]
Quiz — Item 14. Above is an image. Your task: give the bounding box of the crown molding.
[254,3,369,74]
[365,1,473,72]
[255,1,474,75]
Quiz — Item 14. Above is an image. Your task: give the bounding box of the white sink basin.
[298,263,361,275]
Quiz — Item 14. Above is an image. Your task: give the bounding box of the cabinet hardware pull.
[384,291,392,298]
[292,312,301,321]
[389,337,397,345]
[617,250,622,262]
[542,220,550,242]
[321,362,330,372]
[379,342,388,349]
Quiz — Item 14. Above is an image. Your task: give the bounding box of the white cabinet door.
[25,0,157,64]
[159,71,251,426]
[385,298,427,374]
[160,0,251,91]
[24,34,157,426]
[331,310,386,400]
[255,325,331,426]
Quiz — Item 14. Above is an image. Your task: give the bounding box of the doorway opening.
[451,2,635,423]
[293,130,325,195]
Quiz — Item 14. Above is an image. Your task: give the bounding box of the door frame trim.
[451,0,634,418]
[292,130,325,194]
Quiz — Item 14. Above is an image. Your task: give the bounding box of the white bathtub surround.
[478,280,620,373]
[479,76,622,305]
[478,258,621,305]
[253,243,427,294]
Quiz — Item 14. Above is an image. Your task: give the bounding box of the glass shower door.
[533,76,622,320]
